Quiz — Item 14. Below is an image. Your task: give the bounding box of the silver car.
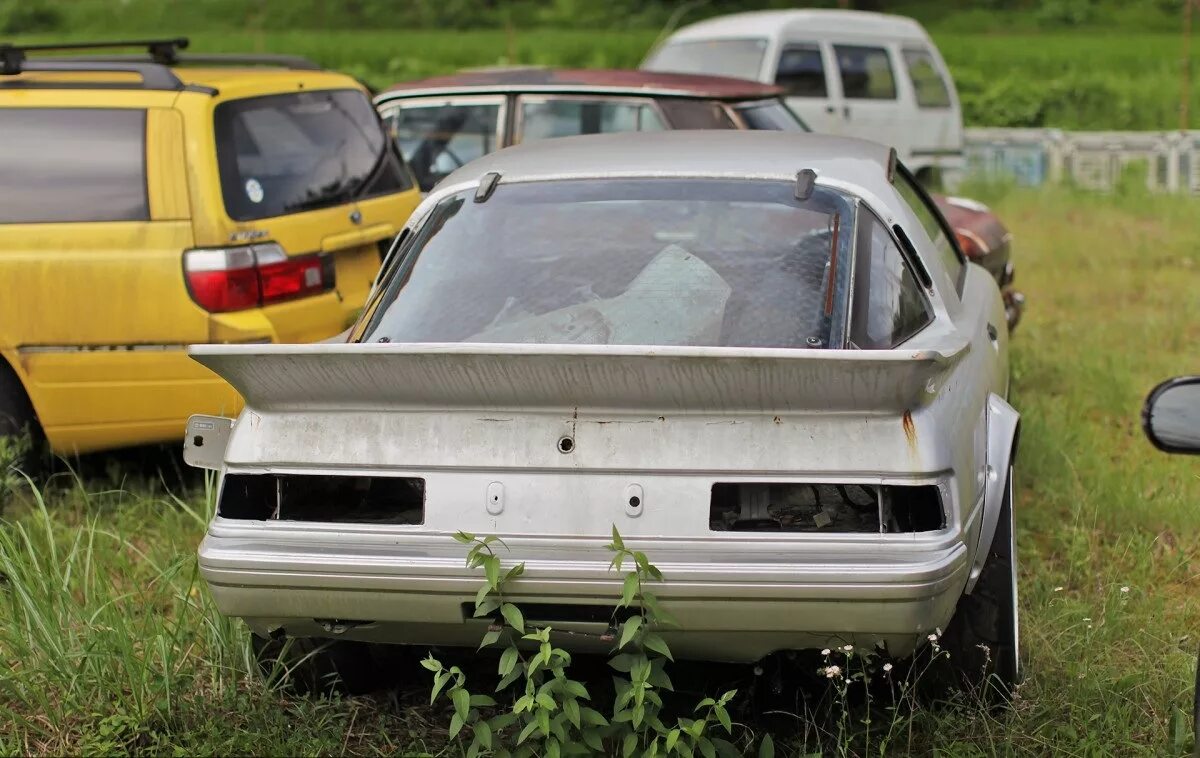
[185,131,1020,696]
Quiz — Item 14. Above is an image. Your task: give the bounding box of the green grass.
[1,186,1199,754]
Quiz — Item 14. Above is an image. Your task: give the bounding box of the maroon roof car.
[375,67,1022,330]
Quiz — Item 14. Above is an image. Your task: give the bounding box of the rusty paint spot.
[902,410,917,448]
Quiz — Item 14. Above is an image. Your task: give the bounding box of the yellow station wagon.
[0,38,421,457]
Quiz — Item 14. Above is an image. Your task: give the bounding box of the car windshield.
[214,89,409,221]
[642,39,769,81]
[359,179,854,349]
[735,100,809,131]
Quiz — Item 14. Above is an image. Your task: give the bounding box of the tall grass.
[0,475,435,755]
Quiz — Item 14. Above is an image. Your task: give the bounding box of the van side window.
[894,168,966,296]
[850,214,933,349]
[834,45,897,100]
[902,48,952,108]
[775,44,826,98]
[0,108,148,224]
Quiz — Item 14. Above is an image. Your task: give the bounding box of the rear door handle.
[843,105,851,119]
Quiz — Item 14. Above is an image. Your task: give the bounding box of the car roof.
[438,130,892,194]
[664,9,930,42]
[174,66,360,95]
[376,67,784,101]
[2,65,361,100]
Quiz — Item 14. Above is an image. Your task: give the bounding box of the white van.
[641,9,963,185]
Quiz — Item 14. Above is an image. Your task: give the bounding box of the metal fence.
[964,128,1200,193]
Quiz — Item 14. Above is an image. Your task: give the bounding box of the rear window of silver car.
[358,178,857,350]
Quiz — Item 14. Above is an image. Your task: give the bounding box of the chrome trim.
[375,84,776,102]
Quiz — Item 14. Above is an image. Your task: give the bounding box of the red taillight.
[954,229,988,261]
[183,244,334,313]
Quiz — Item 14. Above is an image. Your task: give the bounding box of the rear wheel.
[1193,648,1199,751]
[251,634,399,695]
[0,367,43,507]
[925,466,1021,703]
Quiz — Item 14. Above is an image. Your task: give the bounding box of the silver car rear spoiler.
[189,342,968,415]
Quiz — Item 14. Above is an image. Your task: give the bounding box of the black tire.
[925,466,1021,704]
[1193,648,1199,752]
[0,366,44,503]
[251,633,397,696]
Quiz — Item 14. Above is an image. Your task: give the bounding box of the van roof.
[666,9,930,43]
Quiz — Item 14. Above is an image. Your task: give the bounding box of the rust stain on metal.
[902,410,917,450]
[824,213,841,317]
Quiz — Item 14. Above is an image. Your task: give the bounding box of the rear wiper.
[350,141,394,200]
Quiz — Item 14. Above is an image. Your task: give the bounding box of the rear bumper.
[199,520,970,662]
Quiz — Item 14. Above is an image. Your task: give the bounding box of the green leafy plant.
[422,527,758,757]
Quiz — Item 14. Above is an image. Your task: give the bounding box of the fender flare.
[964,392,1020,594]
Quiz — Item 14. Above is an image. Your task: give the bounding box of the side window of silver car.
[894,168,966,296]
[849,214,933,349]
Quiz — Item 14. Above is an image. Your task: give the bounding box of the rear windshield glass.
[0,108,147,224]
[214,89,410,221]
[360,179,854,350]
[656,99,737,129]
[642,39,769,81]
[734,100,808,131]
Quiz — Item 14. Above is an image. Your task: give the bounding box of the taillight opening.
[219,472,425,524]
[183,243,335,313]
[709,482,944,533]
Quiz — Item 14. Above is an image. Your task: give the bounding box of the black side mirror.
[1142,376,1200,454]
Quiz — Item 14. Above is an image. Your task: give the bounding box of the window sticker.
[244,178,264,204]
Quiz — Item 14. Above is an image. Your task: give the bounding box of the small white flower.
[1087,624,1093,630]
[1120,586,1130,594]
[935,627,942,637]
[1082,617,1092,622]
[927,633,938,643]
[1053,586,1064,592]
[842,644,854,652]
[823,665,842,679]
[821,648,831,656]
[882,663,893,673]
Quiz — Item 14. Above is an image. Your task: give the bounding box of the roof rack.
[0,38,321,91]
